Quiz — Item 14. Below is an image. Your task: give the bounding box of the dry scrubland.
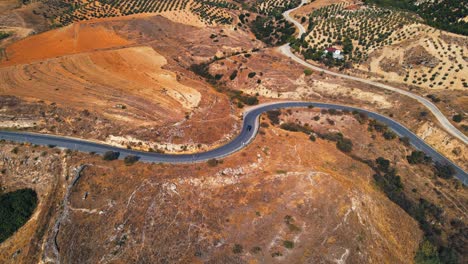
[209,48,467,169]
[0,108,466,263]
[0,14,266,152]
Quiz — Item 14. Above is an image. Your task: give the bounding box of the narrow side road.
[280,0,468,145]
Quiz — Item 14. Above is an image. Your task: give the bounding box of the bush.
[407,151,431,164]
[250,246,262,254]
[303,68,313,76]
[280,123,300,132]
[309,134,316,141]
[280,123,312,134]
[426,94,440,103]
[0,31,11,40]
[283,240,294,249]
[248,72,256,78]
[399,136,410,146]
[353,111,368,124]
[11,147,19,154]
[124,155,140,165]
[452,114,463,123]
[434,162,455,179]
[376,157,390,173]
[319,132,343,142]
[103,151,120,161]
[207,158,219,167]
[189,63,216,84]
[415,239,440,264]
[336,138,353,153]
[232,244,243,254]
[267,110,281,125]
[368,119,387,132]
[229,70,238,80]
[239,95,259,105]
[0,189,38,243]
[383,130,397,140]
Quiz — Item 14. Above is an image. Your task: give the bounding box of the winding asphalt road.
[0,2,466,184]
[0,102,466,184]
[280,0,468,145]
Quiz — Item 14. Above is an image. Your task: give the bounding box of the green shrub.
[376,157,390,173]
[248,72,256,78]
[11,147,19,154]
[383,130,397,140]
[368,119,388,132]
[124,155,140,165]
[283,240,294,249]
[229,70,238,80]
[434,162,455,179]
[280,123,300,132]
[232,244,243,254]
[280,123,312,134]
[0,189,38,243]
[399,136,411,146]
[0,31,11,40]
[407,151,431,164]
[336,138,353,153]
[304,69,313,76]
[414,239,440,264]
[452,114,463,123]
[207,158,219,167]
[267,110,281,125]
[103,151,120,161]
[250,246,262,254]
[239,95,259,105]
[353,111,368,124]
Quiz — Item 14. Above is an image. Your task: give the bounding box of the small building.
[324,47,344,60]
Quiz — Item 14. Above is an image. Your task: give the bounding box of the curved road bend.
[281,0,468,145]
[0,102,466,184]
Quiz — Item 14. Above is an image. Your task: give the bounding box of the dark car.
[247,125,252,131]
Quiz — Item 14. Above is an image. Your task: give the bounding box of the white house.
[324,47,344,60]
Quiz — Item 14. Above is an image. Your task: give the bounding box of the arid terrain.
[0,0,466,263]
[1,108,466,263]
